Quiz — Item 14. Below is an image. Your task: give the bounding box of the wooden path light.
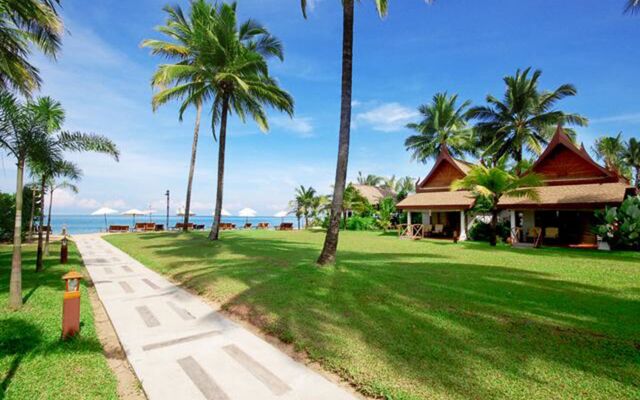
[61,270,83,339]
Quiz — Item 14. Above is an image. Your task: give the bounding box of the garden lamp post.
[61,270,83,339]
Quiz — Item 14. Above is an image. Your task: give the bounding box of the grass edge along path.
[0,242,119,400]
[106,230,640,400]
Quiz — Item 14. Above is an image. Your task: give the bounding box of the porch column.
[407,211,412,225]
[459,211,467,241]
[509,210,516,241]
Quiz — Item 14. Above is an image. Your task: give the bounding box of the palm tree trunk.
[9,159,25,310]
[304,215,309,229]
[35,176,46,272]
[490,206,498,247]
[209,96,229,241]
[27,186,36,243]
[636,166,640,188]
[44,187,53,256]
[317,0,354,266]
[183,102,202,232]
[514,149,523,176]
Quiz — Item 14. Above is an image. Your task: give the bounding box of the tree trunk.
[183,102,202,231]
[297,216,301,230]
[489,206,498,247]
[44,187,53,256]
[636,166,639,188]
[304,215,309,229]
[35,176,46,272]
[209,96,229,241]
[514,148,523,176]
[27,186,36,243]
[317,0,354,266]
[9,159,25,310]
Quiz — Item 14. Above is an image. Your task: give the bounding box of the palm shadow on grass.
[114,232,640,399]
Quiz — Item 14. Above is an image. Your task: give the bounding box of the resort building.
[352,184,396,206]
[397,126,635,247]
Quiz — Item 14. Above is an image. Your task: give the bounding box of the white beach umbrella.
[238,207,257,224]
[221,209,231,217]
[121,209,145,225]
[91,207,118,231]
[274,210,288,224]
[177,207,195,216]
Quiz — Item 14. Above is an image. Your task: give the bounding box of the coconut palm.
[405,92,473,162]
[0,0,62,95]
[622,138,640,187]
[302,0,434,265]
[592,133,631,178]
[0,91,52,309]
[294,185,316,228]
[467,68,588,174]
[451,165,544,246]
[356,171,383,186]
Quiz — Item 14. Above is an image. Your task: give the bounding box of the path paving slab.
[75,234,357,400]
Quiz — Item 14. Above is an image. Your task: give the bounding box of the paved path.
[75,234,357,400]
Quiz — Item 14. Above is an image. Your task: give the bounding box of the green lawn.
[0,242,118,400]
[106,230,640,400]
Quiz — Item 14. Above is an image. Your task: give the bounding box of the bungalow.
[397,126,634,247]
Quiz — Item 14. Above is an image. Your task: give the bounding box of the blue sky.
[1,0,639,215]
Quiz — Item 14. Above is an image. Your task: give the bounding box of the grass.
[0,242,118,400]
[106,230,640,400]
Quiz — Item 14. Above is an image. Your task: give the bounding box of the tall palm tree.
[467,68,588,174]
[27,96,119,272]
[405,92,473,162]
[145,1,287,233]
[452,165,544,246]
[592,133,631,178]
[301,0,434,265]
[356,171,383,186]
[0,0,62,95]
[622,138,640,187]
[0,91,52,309]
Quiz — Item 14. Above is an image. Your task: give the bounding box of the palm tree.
[356,171,383,186]
[405,92,473,162]
[625,0,640,14]
[27,97,119,272]
[0,0,62,95]
[395,176,416,201]
[302,0,434,265]
[622,138,640,187]
[451,165,544,246]
[341,184,368,226]
[294,185,316,228]
[592,133,631,178]
[467,68,588,174]
[0,91,52,309]
[43,165,80,256]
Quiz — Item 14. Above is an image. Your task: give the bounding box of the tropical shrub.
[0,189,37,242]
[468,220,511,243]
[346,216,376,231]
[376,197,396,231]
[595,196,640,250]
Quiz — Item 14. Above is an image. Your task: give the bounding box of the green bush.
[346,216,376,231]
[0,188,37,242]
[596,195,640,250]
[468,220,511,242]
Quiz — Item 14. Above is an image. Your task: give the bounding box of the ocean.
[48,214,301,235]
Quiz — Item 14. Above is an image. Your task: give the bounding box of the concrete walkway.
[75,234,357,400]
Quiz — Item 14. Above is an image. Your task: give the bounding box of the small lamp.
[60,236,69,264]
[61,270,83,339]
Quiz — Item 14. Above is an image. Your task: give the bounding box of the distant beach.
[49,214,301,235]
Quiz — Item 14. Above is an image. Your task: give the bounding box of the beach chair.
[257,222,269,229]
[276,222,293,231]
[194,224,205,230]
[154,224,164,231]
[175,223,194,230]
[243,223,252,229]
[108,225,129,233]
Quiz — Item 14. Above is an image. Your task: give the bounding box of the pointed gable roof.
[530,125,619,185]
[417,146,474,192]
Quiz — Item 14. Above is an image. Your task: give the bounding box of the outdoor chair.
[108,225,129,233]
[154,224,164,231]
[257,222,270,229]
[526,227,541,242]
[276,222,294,231]
[424,224,433,237]
[545,227,559,239]
[243,223,252,229]
[433,224,444,236]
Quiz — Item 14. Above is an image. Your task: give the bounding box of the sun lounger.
[174,223,195,230]
[243,223,252,229]
[276,222,293,231]
[257,222,269,229]
[194,224,205,230]
[108,225,129,233]
[154,224,164,231]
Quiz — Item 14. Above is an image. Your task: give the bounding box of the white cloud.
[355,102,418,132]
[272,116,314,137]
[590,113,640,125]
